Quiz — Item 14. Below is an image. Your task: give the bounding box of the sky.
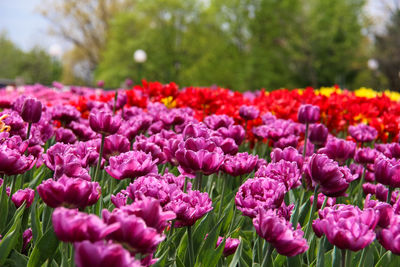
[0,0,394,55]
[0,0,64,53]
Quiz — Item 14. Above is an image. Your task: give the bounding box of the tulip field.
[2,81,400,267]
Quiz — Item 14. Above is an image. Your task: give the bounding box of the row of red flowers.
[68,81,400,143]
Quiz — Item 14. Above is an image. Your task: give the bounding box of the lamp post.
[133,49,147,81]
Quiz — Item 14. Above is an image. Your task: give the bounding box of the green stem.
[261,242,272,266]
[130,139,134,151]
[42,205,52,233]
[320,195,328,210]
[257,236,263,264]
[167,221,175,240]
[341,249,347,267]
[245,120,248,140]
[113,91,118,115]
[107,176,113,196]
[387,186,394,204]
[93,133,106,182]
[187,226,195,267]
[218,174,226,219]
[196,172,203,191]
[357,247,367,267]
[228,208,237,235]
[69,243,74,267]
[183,178,188,193]
[316,236,326,267]
[264,138,270,160]
[305,185,319,239]
[303,123,309,158]
[160,164,167,175]
[252,141,258,155]
[355,165,366,206]
[0,174,8,230]
[291,189,305,228]
[26,122,32,140]
[9,175,17,197]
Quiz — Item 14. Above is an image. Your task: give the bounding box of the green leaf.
[2,202,26,236]
[221,200,234,233]
[364,248,374,267]
[203,237,225,267]
[152,249,169,267]
[195,215,224,264]
[4,249,29,267]
[0,176,9,230]
[252,234,259,265]
[239,257,251,267]
[324,249,333,267]
[175,254,185,267]
[30,197,43,243]
[176,231,188,265]
[28,166,47,189]
[228,237,243,267]
[374,251,391,267]
[192,213,213,251]
[390,254,400,267]
[156,226,185,258]
[332,247,341,267]
[41,205,52,234]
[316,237,326,267]
[273,254,286,267]
[287,255,301,267]
[27,225,60,267]
[0,204,24,265]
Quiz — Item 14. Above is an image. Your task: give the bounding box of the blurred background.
[0,0,399,91]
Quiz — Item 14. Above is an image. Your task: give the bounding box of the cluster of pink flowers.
[3,82,400,266]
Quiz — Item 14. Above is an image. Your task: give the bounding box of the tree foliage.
[0,33,62,85]
[375,9,400,91]
[39,0,129,85]
[95,0,369,91]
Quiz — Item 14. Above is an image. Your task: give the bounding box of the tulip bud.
[96,80,105,88]
[164,190,213,227]
[253,209,308,257]
[52,207,118,242]
[313,205,378,251]
[216,236,240,257]
[11,188,34,208]
[89,110,121,136]
[239,105,259,120]
[106,151,158,180]
[306,153,356,197]
[378,215,400,255]
[20,98,42,123]
[348,123,378,143]
[74,241,142,267]
[308,124,328,146]
[37,177,101,209]
[222,152,258,177]
[22,228,33,251]
[297,104,320,124]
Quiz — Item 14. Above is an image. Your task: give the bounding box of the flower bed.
[0,81,399,266]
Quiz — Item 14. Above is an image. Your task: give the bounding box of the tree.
[39,0,129,84]
[96,0,211,87]
[375,9,400,91]
[296,0,367,88]
[247,0,303,90]
[0,33,62,85]
[0,32,24,80]
[97,0,369,90]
